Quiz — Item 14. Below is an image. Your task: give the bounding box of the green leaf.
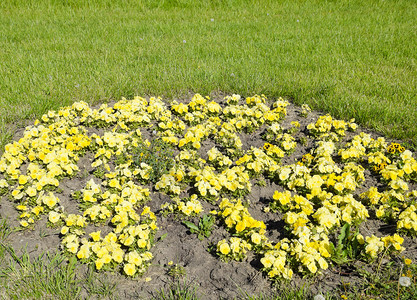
[329,242,336,252]
[183,221,199,232]
[158,233,168,241]
[338,223,350,245]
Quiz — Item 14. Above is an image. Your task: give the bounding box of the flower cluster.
[207,147,233,170]
[217,237,252,262]
[399,150,417,182]
[260,232,332,280]
[276,133,297,154]
[301,104,311,117]
[161,194,203,217]
[261,245,293,280]
[398,205,417,234]
[218,198,266,235]
[222,95,287,133]
[263,123,283,143]
[364,234,404,259]
[1,93,416,284]
[236,147,277,176]
[214,127,243,158]
[188,165,251,199]
[261,132,415,280]
[307,115,357,141]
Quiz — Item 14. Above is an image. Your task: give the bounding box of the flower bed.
[0,93,416,286]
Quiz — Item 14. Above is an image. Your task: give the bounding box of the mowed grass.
[0,0,416,151]
[0,1,417,298]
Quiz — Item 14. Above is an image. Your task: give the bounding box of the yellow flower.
[16,205,28,211]
[77,244,91,260]
[142,251,153,261]
[376,206,385,218]
[97,247,108,258]
[61,226,69,235]
[273,190,291,206]
[137,239,147,248]
[19,212,30,219]
[48,211,61,223]
[90,231,101,242]
[123,235,135,246]
[285,212,297,225]
[102,254,112,264]
[112,249,124,263]
[229,237,242,253]
[18,175,28,185]
[43,192,59,209]
[66,242,79,254]
[83,190,96,203]
[261,254,274,269]
[219,242,231,255]
[26,186,37,197]
[356,234,365,244]
[251,233,262,245]
[95,258,105,270]
[127,251,143,266]
[307,261,317,273]
[318,257,328,270]
[124,263,136,276]
[150,221,158,230]
[20,220,29,227]
[0,179,8,188]
[234,220,246,232]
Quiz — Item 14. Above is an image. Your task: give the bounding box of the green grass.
[0,0,417,298]
[0,244,119,299]
[0,217,118,299]
[0,249,82,299]
[237,283,317,300]
[153,279,199,300]
[83,266,119,299]
[0,218,12,264]
[0,0,416,151]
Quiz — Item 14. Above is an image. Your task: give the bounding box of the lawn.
[1,0,417,299]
